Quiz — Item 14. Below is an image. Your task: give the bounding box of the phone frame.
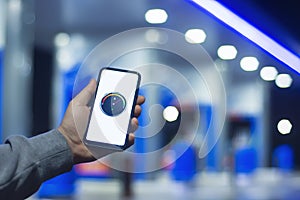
[83,67,141,150]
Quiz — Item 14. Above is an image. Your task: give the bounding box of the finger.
[134,105,142,117]
[127,133,135,146]
[73,79,97,106]
[129,117,138,133]
[136,95,145,105]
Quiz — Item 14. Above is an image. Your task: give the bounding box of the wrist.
[58,125,95,164]
[58,126,76,164]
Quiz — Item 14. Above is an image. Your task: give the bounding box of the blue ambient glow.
[187,0,300,74]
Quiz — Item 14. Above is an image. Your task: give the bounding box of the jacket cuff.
[28,129,74,182]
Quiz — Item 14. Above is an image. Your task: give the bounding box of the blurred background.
[1,0,300,199]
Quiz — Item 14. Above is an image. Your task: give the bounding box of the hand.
[58,79,145,164]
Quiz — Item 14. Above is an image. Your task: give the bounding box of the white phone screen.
[85,68,140,146]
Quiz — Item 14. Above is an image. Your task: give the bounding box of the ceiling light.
[54,33,70,47]
[217,45,237,60]
[240,56,259,71]
[9,0,21,11]
[185,29,206,44]
[145,29,160,43]
[145,9,168,24]
[260,66,278,81]
[56,49,73,70]
[277,119,292,135]
[275,74,293,88]
[163,106,179,122]
[145,29,168,44]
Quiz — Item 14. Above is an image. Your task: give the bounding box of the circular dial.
[101,93,126,116]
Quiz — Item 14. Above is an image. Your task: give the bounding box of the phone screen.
[84,68,140,148]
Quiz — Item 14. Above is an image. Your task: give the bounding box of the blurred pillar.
[261,83,270,167]
[0,0,6,48]
[0,0,7,142]
[2,0,34,139]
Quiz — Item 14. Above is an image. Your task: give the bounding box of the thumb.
[73,79,97,106]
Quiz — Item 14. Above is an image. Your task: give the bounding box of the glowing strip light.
[188,0,300,73]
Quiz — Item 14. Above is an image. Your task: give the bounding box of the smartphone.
[83,67,141,150]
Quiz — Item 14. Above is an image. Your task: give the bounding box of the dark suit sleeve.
[0,129,73,199]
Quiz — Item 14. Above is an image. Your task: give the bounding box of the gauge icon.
[101,92,126,116]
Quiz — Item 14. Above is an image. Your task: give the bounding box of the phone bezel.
[83,67,141,150]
